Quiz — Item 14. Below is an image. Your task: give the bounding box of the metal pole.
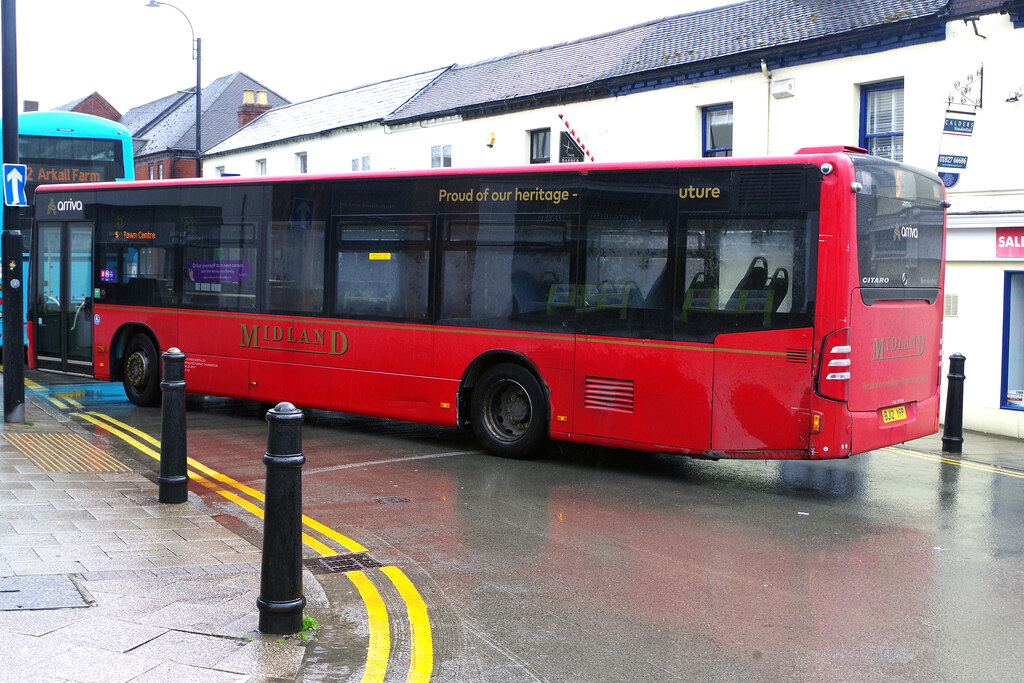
[257,402,306,635]
[941,353,966,454]
[145,2,200,177]
[158,348,188,503]
[2,0,25,423]
[194,36,201,177]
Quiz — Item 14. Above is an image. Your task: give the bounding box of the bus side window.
[440,216,572,332]
[268,185,327,315]
[181,221,258,312]
[676,217,807,338]
[579,217,670,339]
[333,219,430,323]
[268,220,325,314]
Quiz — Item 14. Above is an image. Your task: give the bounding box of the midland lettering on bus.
[239,323,349,355]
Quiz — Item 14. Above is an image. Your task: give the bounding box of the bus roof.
[9,111,131,140]
[34,150,876,195]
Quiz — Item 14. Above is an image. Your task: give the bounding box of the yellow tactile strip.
[3,433,131,473]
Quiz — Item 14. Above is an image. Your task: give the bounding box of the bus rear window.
[853,156,944,303]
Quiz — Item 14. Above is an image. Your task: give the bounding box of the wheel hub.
[126,352,148,388]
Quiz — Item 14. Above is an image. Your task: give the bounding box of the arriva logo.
[46,197,84,214]
[892,224,919,240]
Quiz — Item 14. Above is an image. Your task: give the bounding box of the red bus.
[28,148,946,459]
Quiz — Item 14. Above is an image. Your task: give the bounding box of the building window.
[215,166,225,177]
[702,104,733,157]
[158,163,164,180]
[529,128,550,164]
[148,164,154,180]
[351,155,370,172]
[256,158,267,175]
[860,80,904,161]
[1003,271,1024,409]
[296,152,308,174]
[431,144,452,168]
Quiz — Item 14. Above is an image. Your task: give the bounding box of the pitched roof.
[205,68,447,156]
[121,72,289,157]
[387,0,947,123]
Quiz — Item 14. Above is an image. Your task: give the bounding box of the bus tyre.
[123,333,161,407]
[471,364,547,459]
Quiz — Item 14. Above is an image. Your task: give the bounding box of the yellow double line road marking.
[885,445,1024,480]
[26,381,432,682]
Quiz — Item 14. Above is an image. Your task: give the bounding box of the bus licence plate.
[882,405,907,424]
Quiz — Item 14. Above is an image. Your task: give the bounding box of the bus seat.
[726,256,768,310]
[767,267,789,312]
[511,271,542,314]
[126,277,162,306]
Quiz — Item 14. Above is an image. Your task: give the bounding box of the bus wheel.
[123,333,161,407]
[471,364,546,458]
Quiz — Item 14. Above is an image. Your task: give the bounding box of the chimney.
[238,88,273,128]
[23,100,38,112]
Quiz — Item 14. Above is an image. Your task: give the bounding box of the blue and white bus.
[1,111,134,349]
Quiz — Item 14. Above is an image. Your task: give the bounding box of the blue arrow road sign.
[3,164,28,207]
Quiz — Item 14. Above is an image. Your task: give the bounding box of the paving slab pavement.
[0,391,329,682]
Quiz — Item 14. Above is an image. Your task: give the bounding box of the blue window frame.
[1002,271,1024,410]
[860,80,904,161]
[702,104,733,157]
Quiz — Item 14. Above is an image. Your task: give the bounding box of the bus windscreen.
[20,135,126,190]
[853,156,944,303]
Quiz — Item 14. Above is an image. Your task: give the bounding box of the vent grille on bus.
[584,377,635,413]
[735,168,807,209]
[786,348,810,364]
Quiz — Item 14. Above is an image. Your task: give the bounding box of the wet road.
[27,370,1024,681]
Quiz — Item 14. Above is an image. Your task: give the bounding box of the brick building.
[118,71,287,179]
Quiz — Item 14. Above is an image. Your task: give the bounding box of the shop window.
[1002,272,1024,409]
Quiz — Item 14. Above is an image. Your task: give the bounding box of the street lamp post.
[145,1,201,177]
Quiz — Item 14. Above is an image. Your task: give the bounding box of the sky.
[4,0,734,114]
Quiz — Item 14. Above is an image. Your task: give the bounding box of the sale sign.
[996,228,1024,258]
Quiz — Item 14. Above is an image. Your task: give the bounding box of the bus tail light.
[816,328,851,401]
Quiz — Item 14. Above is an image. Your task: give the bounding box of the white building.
[205,0,1024,438]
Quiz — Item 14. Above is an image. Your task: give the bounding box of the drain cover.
[305,553,382,573]
[0,575,92,611]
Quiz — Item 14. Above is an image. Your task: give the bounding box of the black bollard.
[257,402,306,635]
[158,348,189,503]
[941,353,966,454]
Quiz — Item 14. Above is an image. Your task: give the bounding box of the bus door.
[572,192,715,452]
[33,222,94,375]
[704,218,815,454]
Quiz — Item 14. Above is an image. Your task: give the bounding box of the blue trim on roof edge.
[1012,10,1024,28]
